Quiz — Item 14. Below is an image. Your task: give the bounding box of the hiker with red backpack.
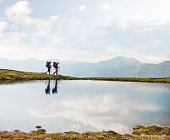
[53,62,59,75]
[46,61,52,74]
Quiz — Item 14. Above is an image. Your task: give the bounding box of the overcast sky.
[0,0,170,63]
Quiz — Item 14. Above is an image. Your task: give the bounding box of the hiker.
[53,62,59,75]
[52,80,58,94]
[46,61,52,74]
[45,80,50,94]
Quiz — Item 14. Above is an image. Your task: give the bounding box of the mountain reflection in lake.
[0,80,170,134]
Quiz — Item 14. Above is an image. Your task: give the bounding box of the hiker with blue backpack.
[53,62,59,75]
[46,61,52,74]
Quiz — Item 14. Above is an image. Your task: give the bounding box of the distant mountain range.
[0,56,170,77]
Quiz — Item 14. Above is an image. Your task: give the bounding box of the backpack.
[46,61,50,67]
[56,62,59,68]
[53,62,56,67]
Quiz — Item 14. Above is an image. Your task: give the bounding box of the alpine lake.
[0,80,170,134]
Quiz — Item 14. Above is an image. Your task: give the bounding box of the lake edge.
[0,69,170,83]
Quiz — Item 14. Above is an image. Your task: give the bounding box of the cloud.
[1,0,170,62]
[5,1,31,17]
[4,1,32,25]
[98,3,111,11]
[48,15,60,22]
[89,16,170,62]
[28,91,159,133]
[0,21,7,36]
[110,16,170,32]
[3,1,60,38]
[28,110,57,118]
[46,34,61,45]
[33,15,59,37]
[116,8,123,11]
[79,5,86,11]
[33,20,52,36]
[5,32,27,42]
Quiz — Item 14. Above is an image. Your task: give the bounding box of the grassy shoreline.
[80,77,170,83]
[0,69,170,83]
[0,69,78,81]
[0,125,169,140]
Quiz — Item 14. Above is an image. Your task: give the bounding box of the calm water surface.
[0,80,170,134]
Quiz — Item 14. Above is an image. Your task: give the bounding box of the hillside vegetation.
[81,77,170,83]
[0,125,169,140]
[0,69,78,81]
[0,69,170,83]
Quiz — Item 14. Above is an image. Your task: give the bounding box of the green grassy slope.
[81,77,170,83]
[0,69,170,83]
[0,125,169,140]
[0,69,78,81]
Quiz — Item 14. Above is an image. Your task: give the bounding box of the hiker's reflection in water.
[45,80,50,94]
[45,80,59,95]
[52,80,58,94]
